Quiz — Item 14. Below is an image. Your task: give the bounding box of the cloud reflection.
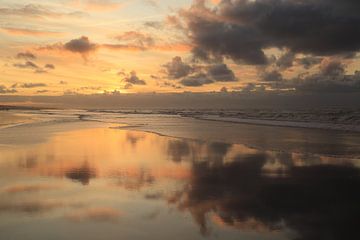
[169,152,360,239]
[0,200,64,214]
[65,162,96,185]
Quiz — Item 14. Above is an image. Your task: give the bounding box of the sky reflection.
[0,125,359,240]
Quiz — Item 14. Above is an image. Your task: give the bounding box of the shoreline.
[2,106,360,133]
[1,110,360,158]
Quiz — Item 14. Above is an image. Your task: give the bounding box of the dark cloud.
[293,71,360,93]
[298,56,323,69]
[16,51,36,60]
[178,0,360,65]
[320,59,345,76]
[123,71,146,85]
[180,73,213,87]
[35,69,47,74]
[143,21,163,29]
[13,55,53,74]
[20,83,47,88]
[207,63,236,82]
[276,51,295,70]
[13,61,39,69]
[122,83,133,89]
[162,56,237,86]
[220,86,228,93]
[163,56,193,79]
[44,64,55,69]
[144,192,163,200]
[261,70,283,82]
[242,83,266,92]
[64,36,98,55]
[0,85,17,94]
[159,81,182,89]
[267,58,360,93]
[37,90,49,93]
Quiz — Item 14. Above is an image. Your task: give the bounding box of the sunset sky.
[1,0,360,96]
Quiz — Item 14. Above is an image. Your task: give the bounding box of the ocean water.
[0,109,359,240]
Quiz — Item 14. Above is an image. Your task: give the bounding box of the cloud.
[0,4,84,18]
[37,36,99,60]
[220,86,228,93]
[320,59,345,76]
[44,64,55,69]
[37,90,49,93]
[123,71,146,85]
[39,36,190,57]
[162,57,237,86]
[207,63,237,82]
[13,59,54,73]
[276,51,296,70]
[292,71,360,93]
[0,85,17,94]
[2,27,63,37]
[265,58,360,92]
[65,207,122,223]
[143,0,159,8]
[64,36,98,56]
[241,83,266,92]
[16,51,36,60]
[13,61,39,69]
[180,73,213,87]
[163,56,193,79]
[144,192,163,200]
[20,83,47,88]
[177,0,360,65]
[114,31,155,49]
[261,70,283,82]
[298,56,323,69]
[143,21,163,29]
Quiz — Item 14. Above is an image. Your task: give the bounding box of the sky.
[0,0,360,98]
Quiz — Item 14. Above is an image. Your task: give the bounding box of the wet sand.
[0,110,359,240]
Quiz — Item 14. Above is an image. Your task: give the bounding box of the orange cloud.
[102,42,191,52]
[2,27,64,37]
[70,0,123,12]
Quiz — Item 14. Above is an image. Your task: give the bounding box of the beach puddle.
[0,125,359,240]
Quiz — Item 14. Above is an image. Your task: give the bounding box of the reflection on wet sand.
[65,162,96,185]
[0,124,359,240]
[169,153,360,239]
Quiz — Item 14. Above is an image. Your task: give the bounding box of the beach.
[0,108,359,240]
